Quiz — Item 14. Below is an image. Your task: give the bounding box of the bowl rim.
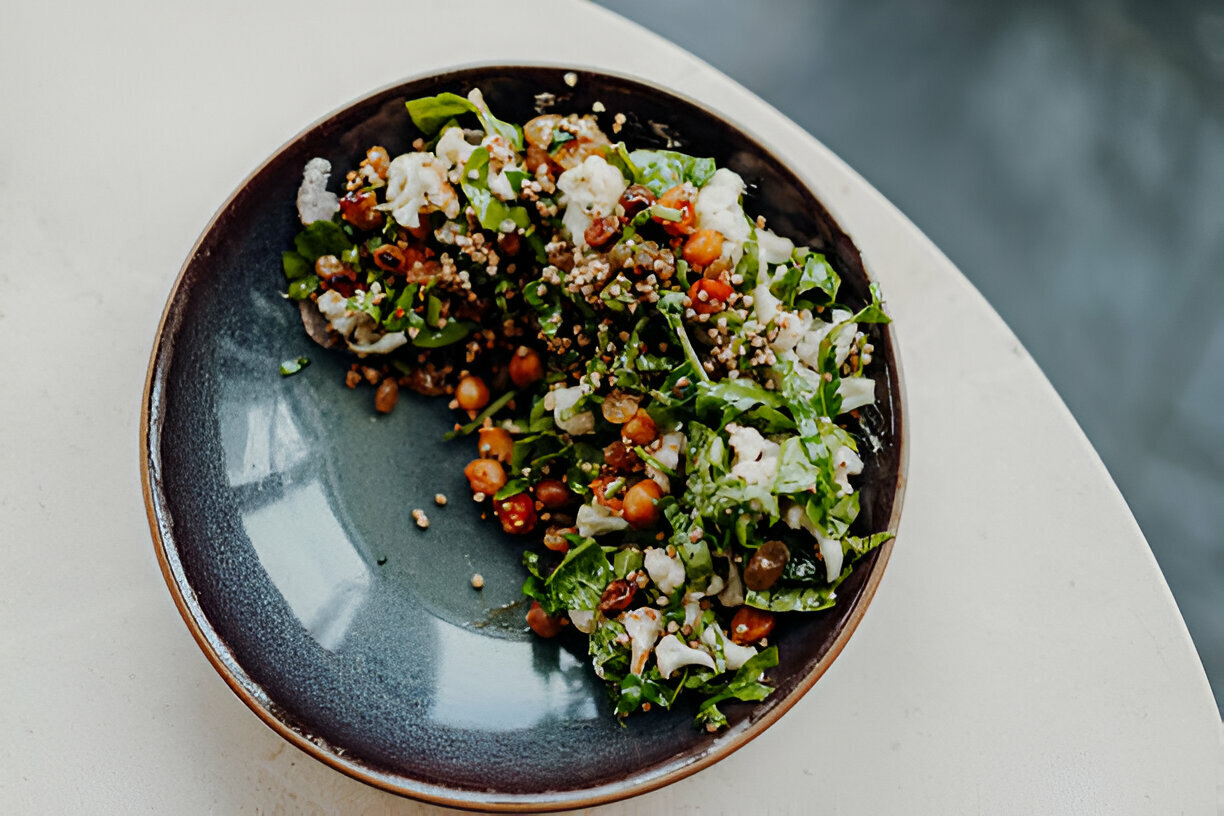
[140,59,909,813]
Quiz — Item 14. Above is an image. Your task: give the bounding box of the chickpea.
[542,525,572,553]
[526,601,563,638]
[464,458,506,496]
[687,278,734,315]
[621,479,663,529]
[618,184,656,219]
[495,493,538,535]
[315,254,345,279]
[374,378,399,414]
[455,375,490,412]
[729,607,775,645]
[477,427,514,462]
[508,346,544,388]
[534,479,574,509]
[683,229,725,268]
[603,440,642,472]
[622,409,658,446]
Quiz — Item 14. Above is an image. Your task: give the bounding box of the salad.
[282,87,892,730]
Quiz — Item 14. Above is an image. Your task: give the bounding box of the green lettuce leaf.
[628,149,718,196]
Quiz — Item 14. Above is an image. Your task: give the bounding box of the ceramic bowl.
[141,64,907,812]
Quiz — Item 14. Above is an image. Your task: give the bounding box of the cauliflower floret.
[643,547,686,596]
[727,424,780,486]
[837,377,877,413]
[717,555,745,607]
[832,445,863,496]
[434,127,476,174]
[783,501,844,583]
[701,622,758,670]
[296,158,339,225]
[556,155,627,251]
[545,384,595,435]
[694,168,751,265]
[315,289,407,357]
[646,431,686,492]
[481,133,523,202]
[576,503,629,537]
[381,152,459,228]
[621,607,662,676]
[752,266,783,327]
[756,227,795,266]
[569,609,596,634]
[655,635,716,679]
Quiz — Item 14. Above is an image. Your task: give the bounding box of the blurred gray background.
[596,0,1224,712]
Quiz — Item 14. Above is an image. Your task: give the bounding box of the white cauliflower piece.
[756,227,795,265]
[727,424,780,486]
[752,266,782,327]
[694,168,751,265]
[837,377,877,413]
[314,290,406,357]
[682,591,703,628]
[783,501,845,583]
[296,158,339,225]
[621,607,662,676]
[819,534,844,584]
[434,127,476,174]
[794,309,856,369]
[833,445,864,496]
[655,634,716,679]
[481,133,523,202]
[771,309,810,355]
[702,622,758,671]
[717,555,744,607]
[646,431,686,492]
[643,547,687,596]
[546,384,594,435]
[382,152,459,228]
[556,155,627,251]
[568,609,596,634]
[576,503,629,537]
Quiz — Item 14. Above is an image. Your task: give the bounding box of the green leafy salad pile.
[282,87,893,730]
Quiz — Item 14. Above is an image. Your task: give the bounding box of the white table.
[2,1,1219,813]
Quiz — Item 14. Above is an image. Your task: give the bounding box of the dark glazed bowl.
[141,64,907,812]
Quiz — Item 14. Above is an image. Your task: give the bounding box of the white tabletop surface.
[1,1,1220,813]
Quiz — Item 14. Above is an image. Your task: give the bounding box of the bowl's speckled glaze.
[141,65,906,812]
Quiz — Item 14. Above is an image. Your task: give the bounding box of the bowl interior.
[144,65,904,810]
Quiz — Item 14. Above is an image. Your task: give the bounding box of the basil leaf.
[293,219,351,262]
[282,251,312,281]
[460,147,532,231]
[411,319,474,348]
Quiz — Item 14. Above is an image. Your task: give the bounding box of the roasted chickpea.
[600,390,640,424]
[374,378,399,414]
[464,458,506,496]
[534,479,574,509]
[495,493,538,535]
[655,184,696,236]
[729,607,776,645]
[584,215,620,249]
[622,409,658,446]
[477,427,514,462]
[526,600,563,638]
[338,190,384,230]
[621,479,663,529]
[455,375,490,412]
[687,278,734,315]
[683,229,725,268]
[508,346,544,388]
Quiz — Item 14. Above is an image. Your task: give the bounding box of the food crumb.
[471,573,484,589]
[434,493,448,506]
[563,71,578,87]
[592,100,606,113]
[412,509,430,529]
[612,112,626,134]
